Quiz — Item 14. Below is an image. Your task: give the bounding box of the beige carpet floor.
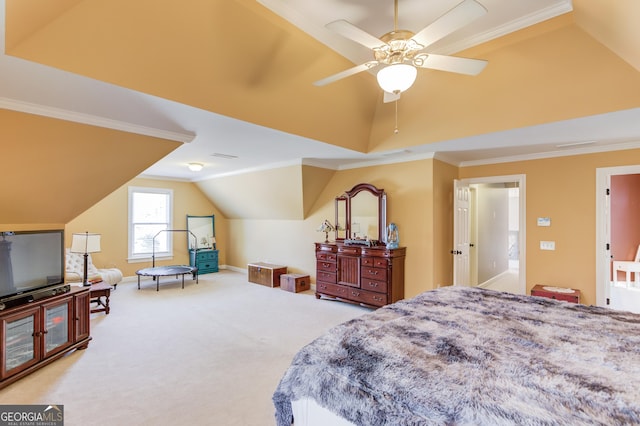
[0,270,370,425]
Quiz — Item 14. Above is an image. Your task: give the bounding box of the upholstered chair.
[65,248,123,288]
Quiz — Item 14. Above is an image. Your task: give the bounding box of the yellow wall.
[65,177,224,278]
[433,160,458,288]
[221,160,437,298]
[60,146,640,307]
[196,165,306,219]
[460,148,640,305]
[217,147,640,306]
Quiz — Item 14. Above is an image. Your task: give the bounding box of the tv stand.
[0,284,70,311]
[0,286,91,390]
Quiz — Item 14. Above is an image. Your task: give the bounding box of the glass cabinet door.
[2,307,40,378]
[43,300,73,357]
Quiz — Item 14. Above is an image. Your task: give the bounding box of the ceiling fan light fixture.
[188,162,204,172]
[377,64,417,94]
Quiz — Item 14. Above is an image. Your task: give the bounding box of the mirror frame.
[335,195,348,240]
[186,214,216,250]
[335,183,387,244]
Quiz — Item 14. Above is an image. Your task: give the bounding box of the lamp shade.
[376,64,417,94]
[70,232,101,254]
[317,220,335,233]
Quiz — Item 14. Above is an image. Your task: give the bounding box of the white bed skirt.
[291,398,355,426]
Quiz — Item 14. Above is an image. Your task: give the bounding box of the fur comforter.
[273,286,640,425]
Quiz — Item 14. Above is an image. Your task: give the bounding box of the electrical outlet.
[540,241,555,250]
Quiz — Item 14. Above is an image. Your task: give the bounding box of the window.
[128,187,173,261]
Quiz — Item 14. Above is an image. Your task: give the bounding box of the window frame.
[127,186,174,262]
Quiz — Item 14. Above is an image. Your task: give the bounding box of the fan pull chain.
[394,0,398,32]
[394,100,399,134]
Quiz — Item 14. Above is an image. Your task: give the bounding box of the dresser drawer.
[197,250,218,261]
[198,263,218,273]
[361,278,388,294]
[317,271,337,284]
[317,260,337,273]
[338,246,361,256]
[316,282,348,298]
[346,288,388,307]
[190,249,218,275]
[317,252,337,262]
[362,257,388,268]
[361,266,387,282]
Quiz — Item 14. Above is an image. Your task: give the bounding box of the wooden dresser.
[315,242,406,308]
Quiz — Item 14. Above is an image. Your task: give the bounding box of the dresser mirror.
[335,183,387,244]
[186,214,216,250]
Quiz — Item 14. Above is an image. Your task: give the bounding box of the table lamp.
[317,220,335,243]
[70,232,101,286]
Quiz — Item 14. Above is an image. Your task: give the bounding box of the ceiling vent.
[211,153,239,159]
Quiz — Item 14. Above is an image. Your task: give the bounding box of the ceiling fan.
[313,0,489,102]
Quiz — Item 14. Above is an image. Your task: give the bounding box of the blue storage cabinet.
[190,249,218,274]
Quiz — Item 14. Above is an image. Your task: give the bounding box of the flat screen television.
[0,230,65,303]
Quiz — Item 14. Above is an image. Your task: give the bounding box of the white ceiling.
[1,0,639,182]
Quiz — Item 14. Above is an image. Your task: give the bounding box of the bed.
[273,286,640,425]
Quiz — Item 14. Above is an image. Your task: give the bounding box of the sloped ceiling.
[0,109,180,224]
[1,0,639,221]
[5,0,379,153]
[4,0,639,154]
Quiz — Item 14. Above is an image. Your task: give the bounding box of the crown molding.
[434,1,574,55]
[0,97,196,143]
[458,139,640,167]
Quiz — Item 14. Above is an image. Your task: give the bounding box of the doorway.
[453,175,526,295]
[596,166,640,313]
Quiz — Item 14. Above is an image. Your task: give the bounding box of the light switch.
[540,241,555,250]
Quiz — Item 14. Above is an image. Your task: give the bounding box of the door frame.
[454,174,526,294]
[595,165,640,307]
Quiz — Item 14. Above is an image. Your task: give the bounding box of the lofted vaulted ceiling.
[1,0,640,185]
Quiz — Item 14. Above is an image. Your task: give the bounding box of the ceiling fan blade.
[414,54,487,76]
[383,91,401,103]
[411,0,487,50]
[313,61,380,87]
[326,20,387,50]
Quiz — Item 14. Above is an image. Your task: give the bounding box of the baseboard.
[477,269,511,288]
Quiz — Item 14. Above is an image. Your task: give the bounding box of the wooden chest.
[280,274,310,293]
[531,284,581,303]
[248,262,287,287]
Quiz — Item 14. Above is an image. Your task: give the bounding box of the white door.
[596,166,640,312]
[453,175,526,294]
[453,180,471,286]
